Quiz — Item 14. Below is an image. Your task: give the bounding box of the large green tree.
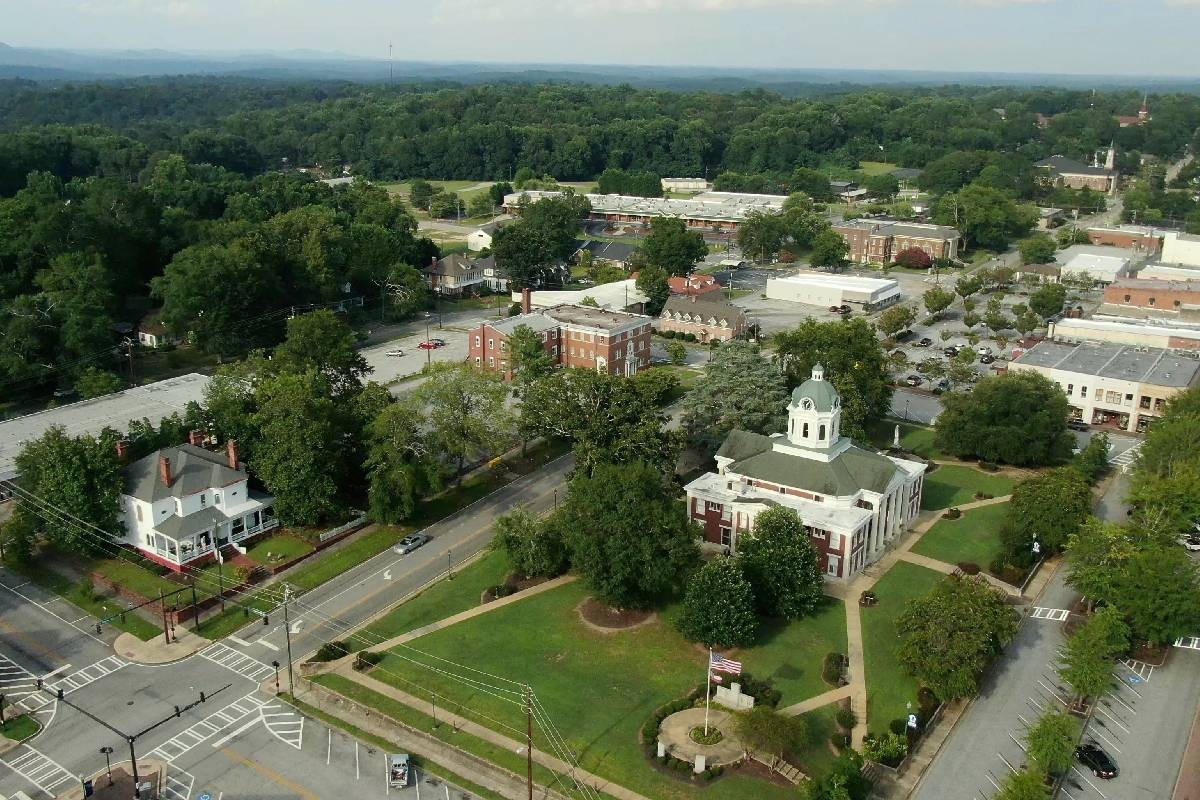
[1025,711,1078,776]
[1018,234,1057,265]
[676,557,759,647]
[560,460,699,609]
[1029,283,1067,319]
[491,507,569,580]
[809,228,850,272]
[641,217,707,276]
[635,263,670,316]
[896,575,1018,701]
[1058,606,1129,705]
[681,340,787,453]
[934,183,1037,251]
[364,398,440,524]
[416,362,513,481]
[507,323,555,393]
[935,371,1075,466]
[1109,546,1200,646]
[774,317,891,441]
[274,309,371,398]
[738,507,824,619]
[1002,467,1093,560]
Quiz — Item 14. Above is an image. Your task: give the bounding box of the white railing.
[318,511,367,543]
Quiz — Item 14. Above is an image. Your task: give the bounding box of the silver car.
[394,533,430,554]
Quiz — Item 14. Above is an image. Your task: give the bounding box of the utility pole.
[282,586,296,696]
[158,589,170,644]
[523,686,534,800]
[190,583,199,633]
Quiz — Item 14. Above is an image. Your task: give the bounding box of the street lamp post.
[99,746,114,786]
[424,313,432,366]
[272,660,280,694]
[447,549,454,580]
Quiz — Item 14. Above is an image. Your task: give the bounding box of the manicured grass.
[857,161,899,177]
[865,419,944,460]
[860,562,945,735]
[245,534,315,566]
[740,598,848,706]
[560,181,598,194]
[5,558,163,641]
[911,502,1010,568]
[1,715,40,741]
[91,558,180,600]
[357,550,512,649]
[920,465,1014,510]
[366,581,800,800]
[792,705,843,778]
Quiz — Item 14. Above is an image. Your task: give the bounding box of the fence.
[318,511,369,543]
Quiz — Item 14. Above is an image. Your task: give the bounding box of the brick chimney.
[188,429,206,447]
[226,439,240,470]
[521,288,532,315]
[115,440,130,462]
[159,456,172,487]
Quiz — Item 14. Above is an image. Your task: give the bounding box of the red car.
[418,340,443,350]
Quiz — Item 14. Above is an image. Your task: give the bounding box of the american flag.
[710,653,742,675]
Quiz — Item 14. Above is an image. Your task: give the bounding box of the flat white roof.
[511,278,648,312]
[0,373,212,481]
[768,272,900,292]
[1062,252,1130,277]
[1054,317,1200,339]
[503,190,785,223]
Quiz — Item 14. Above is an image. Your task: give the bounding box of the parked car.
[917,337,933,347]
[418,341,438,350]
[976,345,993,356]
[979,354,996,364]
[828,305,842,313]
[1181,536,1200,552]
[430,338,447,346]
[394,533,430,554]
[904,375,923,387]
[1075,743,1118,779]
[839,304,852,314]
[385,349,405,357]
[1067,419,1090,432]
[933,378,950,393]
[942,346,959,357]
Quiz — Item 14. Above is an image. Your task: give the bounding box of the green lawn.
[921,465,1014,510]
[860,562,945,734]
[739,598,848,706]
[911,502,1010,568]
[858,161,899,177]
[356,549,512,649]
[792,705,843,778]
[245,534,315,566]
[91,557,180,600]
[364,581,802,800]
[1,715,40,741]
[5,558,163,641]
[865,420,944,460]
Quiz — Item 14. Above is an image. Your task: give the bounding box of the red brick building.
[1087,226,1163,253]
[832,219,961,265]
[667,274,721,296]
[1102,278,1200,314]
[469,291,652,379]
[658,295,747,342]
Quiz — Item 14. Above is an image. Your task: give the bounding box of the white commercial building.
[1137,263,1200,281]
[1059,245,1132,285]
[661,177,711,192]
[511,279,648,313]
[1048,317,1200,351]
[1162,231,1200,268]
[1009,340,1200,433]
[503,190,784,233]
[765,271,901,310]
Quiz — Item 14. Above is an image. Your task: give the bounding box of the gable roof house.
[423,254,496,296]
[574,239,640,267]
[667,274,721,296]
[685,365,926,580]
[1035,154,1118,193]
[118,437,277,571]
[658,295,747,342]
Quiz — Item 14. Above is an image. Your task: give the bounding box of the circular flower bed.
[689,725,724,746]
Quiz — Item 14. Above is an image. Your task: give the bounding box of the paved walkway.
[114,627,207,664]
[779,684,853,717]
[334,664,654,800]
[658,707,744,766]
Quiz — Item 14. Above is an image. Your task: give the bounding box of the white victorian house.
[685,365,926,581]
[118,440,277,571]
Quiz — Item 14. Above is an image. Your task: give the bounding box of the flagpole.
[704,648,712,736]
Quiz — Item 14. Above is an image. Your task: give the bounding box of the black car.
[1075,743,1118,779]
[917,337,933,347]
[942,346,958,357]
[979,354,995,364]
[1067,419,1090,432]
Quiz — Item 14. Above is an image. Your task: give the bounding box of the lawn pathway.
[778,685,853,717]
[332,663,655,800]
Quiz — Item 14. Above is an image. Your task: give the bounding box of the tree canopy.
[738,507,825,619]
[641,217,708,276]
[681,341,787,453]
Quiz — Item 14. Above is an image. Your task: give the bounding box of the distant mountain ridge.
[0,45,1197,92]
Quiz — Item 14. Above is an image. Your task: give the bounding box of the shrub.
[888,718,908,736]
[944,507,962,520]
[734,672,782,708]
[863,732,908,767]
[353,651,384,671]
[682,333,698,342]
[835,707,857,730]
[958,562,981,575]
[830,732,851,751]
[313,641,350,662]
[917,687,940,716]
[974,491,994,500]
[822,652,846,686]
[660,329,677,339]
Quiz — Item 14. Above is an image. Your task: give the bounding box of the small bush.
[835,707,857,730]
[660,329,677,339]
[978,461,1000,472]
[313,641,350,662]
[863,732,908,767]
[958,562,981,575]
[733,672,781,708]
[974,491,994,501]
[353,650,384,671]
[682,332,697,342]
[888,718,908,736]
[830,732,851,751]
[944,507,962,520]
[822,652,846,686]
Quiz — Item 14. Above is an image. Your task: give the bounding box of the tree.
[1002,467,1093,559]
[408,179,435,210]
[993,769,1050,800]
[521,368,677,477]
[676,558,759,647]
[635,263,670,315]
[1018,235,1057,265]
[417,363,512,482]
[983,308,1011,335]
[935,371,1075,466]
[1030,283,1067,319]
[863,173,900,200]
[736,210,789,264]
[682,340,788,453]
[896,247,933,270]
[1109,546,1200,646]
[896,575,1018,701]
[1066,520,1144,610]
[274,309,372,398]
[560,461,699,608]
[13,426,125,555]
[641,217,707,276]
[491,507,569,579]
[467,192,494,218]
[507,324,555,393]
[774,317,891,441]
[810,228,849,272]
[1059,606,1129,705]
[1014,309,1042,336]
[665,340,686,365]
[488,182,513,207]
[75,368,122,399]
[1025,711,1078,775]
[877,304,917,338]
[934,183,1036,251]
[791,167,834,201]
[0,510,37,565]
[738,507,824,618]
[250,371,349,525]
[734,706,810,759]
[1072,432,1110,484]
[954,275,983,300]
[799,752,873,800]
[922,287,955,319]
[364,398,440,523]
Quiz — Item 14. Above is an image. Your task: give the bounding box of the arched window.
[802,423,809,438]
[819,424,826,441]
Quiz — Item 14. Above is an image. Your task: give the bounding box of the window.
[487,338,493,350]
[779,486,786,494]
[1105,390,1122,404]
[720,527,732,547]
[1081,386,1087,398]
[1123,294,1131,302]
[1125,393,1133,403]
[819,424,826,441]
[136,505,143,522]
[705,501,722,512]
[802,422,809,438]
[174,499,181,514]
[1149,297,1156,306]
[200,493,207,507]
[214,491,221,504]
[488,356,494,367]
[475,356,481,364]
[1140,395,1152,409]
[1175,300,1182,308]
[826,556,840,577]
[829,532,841,550]
[474,335,480,347]
[1066,383,1073,396]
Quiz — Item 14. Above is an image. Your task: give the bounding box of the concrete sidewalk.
[1174,698,1200,800]
[114,627,207,664]
[780,684,853,717]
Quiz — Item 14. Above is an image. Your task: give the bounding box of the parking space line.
[1089,726,1122,754]
[327,728,331,765]
[1095,705,1130,734]
[1105,692,1137,715]
[355,741,360,780]
[1072,766,1108,798]
[210,717,262,749]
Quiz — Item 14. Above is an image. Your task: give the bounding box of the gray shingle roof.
[791,373,839,413]
[662,295,746,325]
[156,506,228,538]
[1035,156,1113,178]
[124,444,243,502]
[715,430,773,462]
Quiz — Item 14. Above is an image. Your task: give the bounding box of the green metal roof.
[728,442,899,496]
[714,429,773,462]
[790,377,839,413]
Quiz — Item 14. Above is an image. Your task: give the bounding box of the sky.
[2,0,1199,78]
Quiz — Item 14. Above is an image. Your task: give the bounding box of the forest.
[2,77,1199,406]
